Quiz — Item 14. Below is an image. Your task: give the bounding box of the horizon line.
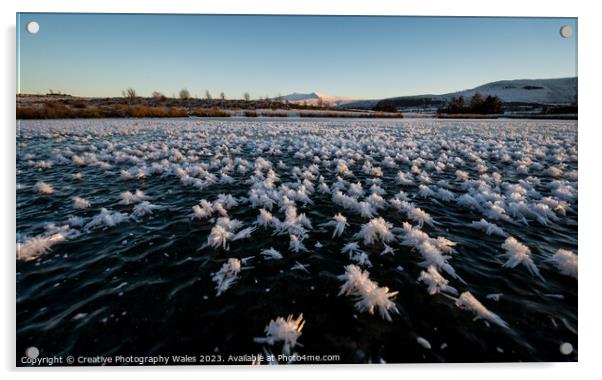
[16,75,578,101]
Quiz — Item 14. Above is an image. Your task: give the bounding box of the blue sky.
[17,14,577,99]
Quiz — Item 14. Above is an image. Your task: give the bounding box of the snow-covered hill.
[367,77,577,111]
[447,77,577,104]
[277,92,321,102]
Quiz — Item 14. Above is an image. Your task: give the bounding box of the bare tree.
[220,92,226,100]
[179,88,191,100]
[122,88,137,103]
[205,90,212,100]
[122,88,136,98]
[243,92,251,101]
[152,91,164,98]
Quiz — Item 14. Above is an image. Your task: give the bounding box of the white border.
[2,1,600,379]
[3,0,584,17]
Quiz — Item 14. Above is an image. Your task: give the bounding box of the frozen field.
[16,118,577,364]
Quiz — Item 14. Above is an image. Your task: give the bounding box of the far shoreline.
[16,94,576,121]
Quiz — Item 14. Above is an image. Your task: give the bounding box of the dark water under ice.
[16,118,577,365]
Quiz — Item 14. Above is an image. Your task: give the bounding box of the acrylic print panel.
[16,13,577,366]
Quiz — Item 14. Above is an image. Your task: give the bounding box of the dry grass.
[119,105,188,118]
[17,103,102,119]
[190,108,230,117]
[17,104,191,119]
[16,97,403,119]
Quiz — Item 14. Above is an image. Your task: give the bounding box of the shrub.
[373,104,398,113]
[179,88,191,100]
[70,100,88,109]
[191,108,230,117]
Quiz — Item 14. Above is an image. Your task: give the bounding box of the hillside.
[448,77,577,104]
[350,77,577,111]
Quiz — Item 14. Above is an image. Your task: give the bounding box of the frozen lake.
[16,118,577,364]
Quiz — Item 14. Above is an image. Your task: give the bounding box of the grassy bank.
[16,95,403,119]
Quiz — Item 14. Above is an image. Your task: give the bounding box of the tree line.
[442,93,503,114]
[122,88,249,101]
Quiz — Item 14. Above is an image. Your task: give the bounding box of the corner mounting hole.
[559,25,572,38]
[26,21,39,34]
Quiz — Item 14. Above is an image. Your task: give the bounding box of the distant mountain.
[277,92,321,102]
[276,92,363,107]
[369,77,577,111]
